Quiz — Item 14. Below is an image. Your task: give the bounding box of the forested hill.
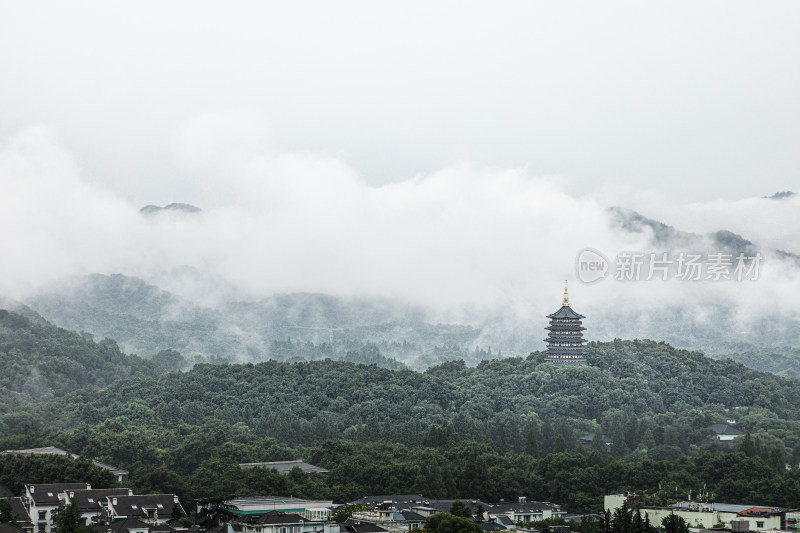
[25,339,799,469]
[3,315,800,511]
[56,338,800,429]
[0,309,160,403]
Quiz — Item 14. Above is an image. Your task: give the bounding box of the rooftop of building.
[238,461,328,474]
[226,497,333,506]
[6,448,128,476]
[66,488,133,512]
[407,499,492,515]
[238,511,309,525]
[547,306,585,320]
[490,501,561,513]
[0,497,32,525]
[619,501,785,516]
[26,483,92,505]
[4,447,74,457]
[340,520,389,533]
[350,495,429,507]
[96,517,153,533]
[578,433,612,443]
[109,494,181,519]
[0,524,25,533]
[706,424,744,436]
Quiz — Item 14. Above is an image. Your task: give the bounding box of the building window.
[756,522,764,528]
[39,511,47,520]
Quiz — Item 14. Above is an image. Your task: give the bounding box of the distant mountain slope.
[608,206,760,256]
[599,206,800,363]
[139,203,202,215]
[18,205,800,375]
[0,309,160,402]
[24,274,483,370]
[21,267,800,376]
[764,191,795,200]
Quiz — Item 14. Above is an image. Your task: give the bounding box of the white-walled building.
[63,488,133,526]
[24,483,91,533]
[604,494,785,531]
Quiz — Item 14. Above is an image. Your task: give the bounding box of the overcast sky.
[2,1,799,206]
[1,1,799,330]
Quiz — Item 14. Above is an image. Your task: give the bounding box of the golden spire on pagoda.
[562,280,570,306]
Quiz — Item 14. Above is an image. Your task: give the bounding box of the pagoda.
[544,281,587,366]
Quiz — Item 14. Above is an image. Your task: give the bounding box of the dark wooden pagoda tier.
[544,282,587,366]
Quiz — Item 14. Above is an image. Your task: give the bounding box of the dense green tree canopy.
[3,308,800,515]
[423,513,481,533]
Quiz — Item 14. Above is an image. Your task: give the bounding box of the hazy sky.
[1,1,799,328]
[2,1,799,205]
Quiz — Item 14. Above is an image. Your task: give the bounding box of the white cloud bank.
[1,115,799,337]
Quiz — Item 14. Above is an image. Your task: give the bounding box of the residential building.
[95,518,152,533]
[489,498,566,524]
[706,424,744,442]
[785,510,800,531]
[347,509,425,533]
[348,496,563,527]
[24,483,91,533]
[605,494,785,531]
[330,522,387,533]
[224,498,334,521]
[106,495,184,526]
[349,497,428,510]
[0,524,26,533]
[0,497,34,533]
[408,501,492,519]
[235,511,326,533]
[63,488,133,526]
[577,434,611,452]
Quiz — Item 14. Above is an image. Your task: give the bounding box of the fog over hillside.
[1,127,798,370]
[2,2,799,370]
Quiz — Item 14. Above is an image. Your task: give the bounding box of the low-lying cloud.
[2,115,799,348]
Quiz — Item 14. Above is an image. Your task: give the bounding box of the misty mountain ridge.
[139,202,202,216]
[16,203,800,375]
[0,307,160,402]
[609,206,800,264]
[24,274,486,370]
[609,206,761,256]
[764,191,795,200]
[21,271,800,377]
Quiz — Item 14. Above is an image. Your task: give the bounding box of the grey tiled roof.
[5,448,128,476]
[239,461,328,474]
[490,501,560,513]
[0,524,26,533]
[27,483,91,506]
[109,494,181,520]
[546,306,585,319]
[350,495,429,507]
[0,498,32,525]
[578,433,611,443]
[340,521,388,533]
[706,424,743,436]
[397,511,425,522]
[67,489,132,512]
